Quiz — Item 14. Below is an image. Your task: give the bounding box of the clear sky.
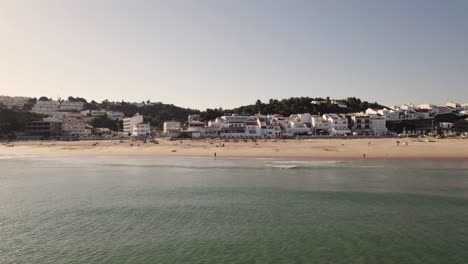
[1,0,467,110]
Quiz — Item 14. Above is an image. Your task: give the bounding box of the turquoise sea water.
[1,156,467,263]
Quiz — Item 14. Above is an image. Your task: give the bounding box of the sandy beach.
[1,138,467,159]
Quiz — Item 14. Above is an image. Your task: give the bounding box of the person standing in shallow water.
[214,152,217,159]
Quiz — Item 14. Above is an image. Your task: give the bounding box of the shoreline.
[1,138,467,160]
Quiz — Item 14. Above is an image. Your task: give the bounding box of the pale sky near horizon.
[1,0,467,110]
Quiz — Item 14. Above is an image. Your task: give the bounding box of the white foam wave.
[0,155,38,160]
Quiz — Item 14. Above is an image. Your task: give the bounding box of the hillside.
[200,97,386,121]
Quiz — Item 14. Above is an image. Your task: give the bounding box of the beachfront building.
[0,96,30,109]
[62,115,87,137]
[370,116,388,135]
[163,121,181,133]
[351,115,371,135]
[284,120,310,137]
[187,115,206,132]
[323,114,351,136]
[123,113,144,134]
[32,100,60,115]
[245,120,261,137]
[123,113,150,136]
[297,113,312,127]
[311,115,329,135]
[268,115,287,126]
[131,123,151,136]
[25,117,63,137]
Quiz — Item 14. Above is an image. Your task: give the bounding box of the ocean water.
[1,155,467,264]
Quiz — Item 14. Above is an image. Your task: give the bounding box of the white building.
[284,120,310,136]
[370,116,387,135]
[323,114,351,136]
[401,103,416,111]
[163,121,181,133]
[123,113,150,136]
[0,96,30,109]
[188,121,206,132]
[131,123,150,136]
[298,113,312,126]
[413,109,431,119]
[188,114,201,123]
[311,115,329,134]
[268,115,287,126]
[445,102,460,109]
[221,115,251,124]
[366,108,400,121]
[351,115,371,135]
[59,101,84,112]
[418,104,436,110]
[106,111,124,121]
[32,100,60,115]
[439,122,454,129]
[62,115,86,137]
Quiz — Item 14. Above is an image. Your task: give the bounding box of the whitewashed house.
[284,120,310,136]
[311,115,329,134]
[323,114,351,136]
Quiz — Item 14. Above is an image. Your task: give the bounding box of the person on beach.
[214,152,217,158]
[363,153,366,159]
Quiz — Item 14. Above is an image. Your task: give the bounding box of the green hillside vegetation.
[201,97,385,120]
[0,107,42,136]
[1,96,386,133]
[105,102,201,129]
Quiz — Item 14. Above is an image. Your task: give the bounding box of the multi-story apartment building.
[62,115,86,137]
[31,100,60,115]
[164,121,182,133]
[370,115,387,135]
[351,115,371,135]
[59,101,84,112]
[311,115,329,134]
[323,114,351,136]
[131,123,151,136]
[123,113,150,136]
[25,117,62,137]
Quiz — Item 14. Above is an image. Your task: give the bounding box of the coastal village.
[0,95,467,140]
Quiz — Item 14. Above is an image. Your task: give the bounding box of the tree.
[68,96,88,103]
[38,97,49,101]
